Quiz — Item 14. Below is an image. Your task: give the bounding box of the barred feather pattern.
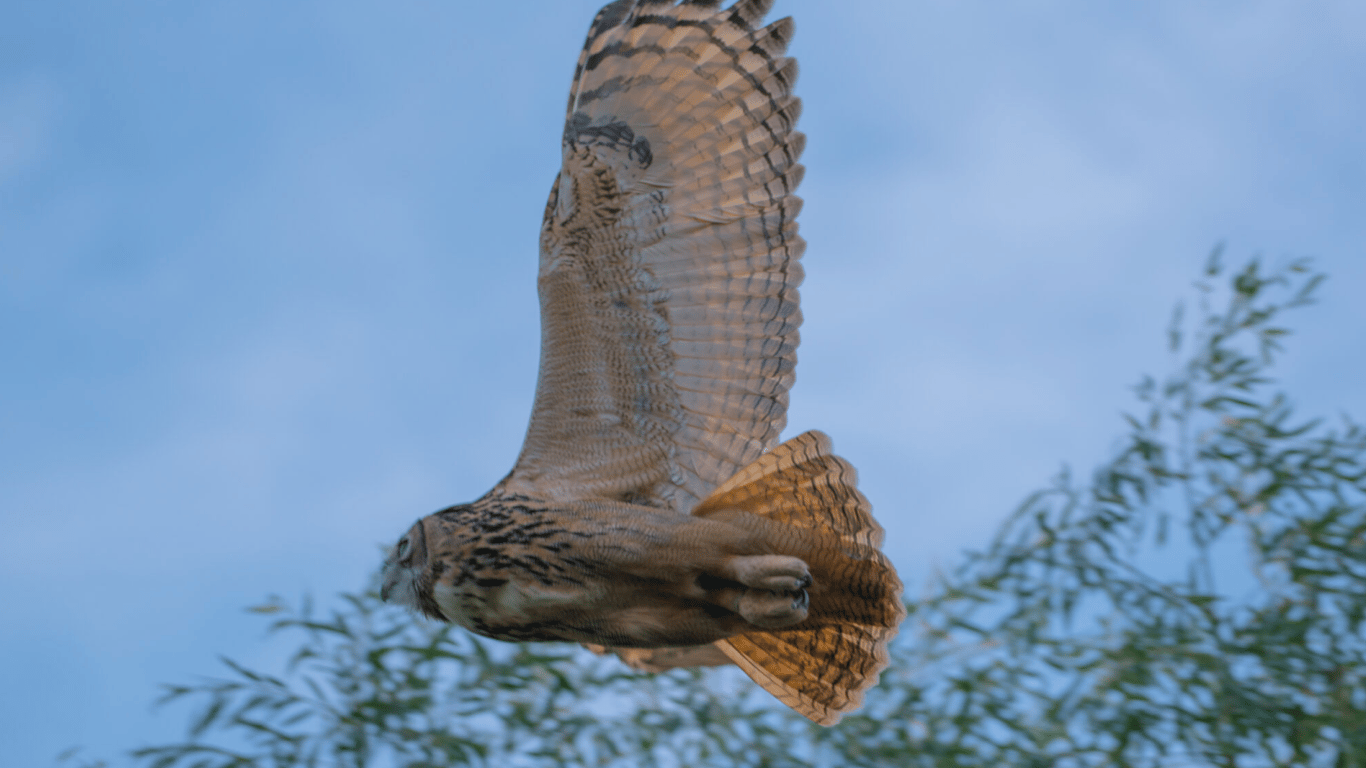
[697,431,905,726]
[499,0,806,514]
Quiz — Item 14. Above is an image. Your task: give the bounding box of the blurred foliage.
[83,253,1364,767]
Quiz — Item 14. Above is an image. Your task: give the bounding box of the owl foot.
[738,587,810,629]
[706,555,811,627]
[726,555,811,593]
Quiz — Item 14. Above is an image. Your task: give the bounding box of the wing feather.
[499,0,806,512]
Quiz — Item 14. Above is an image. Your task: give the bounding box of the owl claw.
[738,587,809,628]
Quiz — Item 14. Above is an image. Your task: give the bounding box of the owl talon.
[738,587,810,629]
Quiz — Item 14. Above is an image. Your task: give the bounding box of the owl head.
[380,518,446,620]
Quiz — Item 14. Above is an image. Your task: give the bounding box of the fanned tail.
[692,430,905,725]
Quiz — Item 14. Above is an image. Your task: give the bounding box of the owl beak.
[380,558,401,601]
[380,518,431,603]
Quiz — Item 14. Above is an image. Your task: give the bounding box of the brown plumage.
[381,0,903,726]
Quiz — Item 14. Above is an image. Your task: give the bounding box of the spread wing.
[496,0,806,514]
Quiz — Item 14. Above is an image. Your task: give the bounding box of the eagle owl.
[381,0,904,726]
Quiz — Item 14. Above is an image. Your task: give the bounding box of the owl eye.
[396,537,411,560]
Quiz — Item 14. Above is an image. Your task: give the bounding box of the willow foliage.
[82,254,1362,768]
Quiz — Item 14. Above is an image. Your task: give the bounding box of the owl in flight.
[381,0,904,725]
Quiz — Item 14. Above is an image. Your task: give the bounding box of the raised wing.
[498,0,806,513]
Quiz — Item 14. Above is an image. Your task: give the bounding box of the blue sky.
[3,0,1364,763]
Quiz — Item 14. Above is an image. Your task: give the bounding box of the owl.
[381,0,904,726]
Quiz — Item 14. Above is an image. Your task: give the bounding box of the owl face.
[380,518,444,620]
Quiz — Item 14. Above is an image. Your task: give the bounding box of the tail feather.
[693,430,905,725]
